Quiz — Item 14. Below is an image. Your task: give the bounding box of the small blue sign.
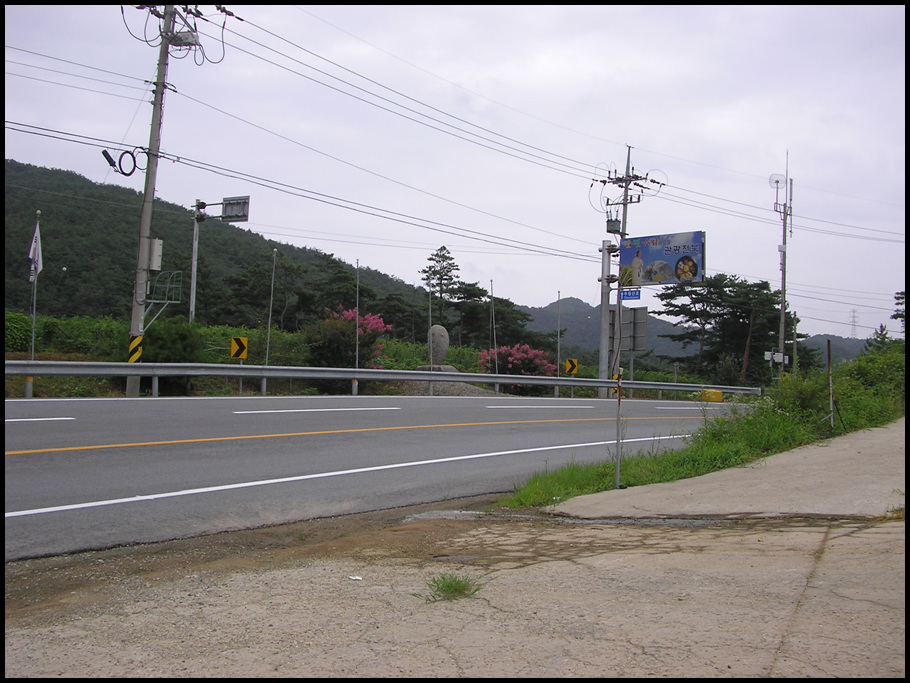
[620,288,641,300]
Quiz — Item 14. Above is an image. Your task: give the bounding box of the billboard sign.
[619,231,705,286]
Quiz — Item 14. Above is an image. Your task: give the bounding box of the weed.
[411,572,492,603]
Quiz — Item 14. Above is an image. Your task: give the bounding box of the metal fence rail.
[6,360,762,398]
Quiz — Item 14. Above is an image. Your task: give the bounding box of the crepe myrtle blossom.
[329,308,392,336]
[322,308,392,369]
[479,344,557,376]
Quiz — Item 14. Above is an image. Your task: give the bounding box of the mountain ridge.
[5,160,868,363]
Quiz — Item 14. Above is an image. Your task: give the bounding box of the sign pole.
[615,367,623,488]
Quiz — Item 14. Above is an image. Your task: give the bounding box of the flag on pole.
[28,217,43,283]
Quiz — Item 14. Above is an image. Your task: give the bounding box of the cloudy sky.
[5,5,905,339]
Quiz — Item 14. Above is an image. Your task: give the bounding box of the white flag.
[28,221,43,283]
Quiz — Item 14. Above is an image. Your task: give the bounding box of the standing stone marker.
[418,325,457,373]
[428,324,449,366]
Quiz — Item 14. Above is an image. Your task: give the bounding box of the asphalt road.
[5,394,730,560]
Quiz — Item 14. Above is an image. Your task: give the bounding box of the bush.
[479,343,556,395]
[53,316,129,358]
[303,309,391,393]
[4,310,30,352]
[142,317,206,395]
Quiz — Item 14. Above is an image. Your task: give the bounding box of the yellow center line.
[5,415,705,456]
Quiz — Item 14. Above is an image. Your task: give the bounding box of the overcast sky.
[5,5,905,339]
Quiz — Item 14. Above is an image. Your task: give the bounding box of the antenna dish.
[768,173,786,189]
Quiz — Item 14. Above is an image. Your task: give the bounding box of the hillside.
[517,297,695,359]
[518,297,867,364]
[5,159,426,322]
[6,160,867,364]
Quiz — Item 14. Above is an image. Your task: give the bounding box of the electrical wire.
[4,120,598,264]
[6,43,900,244]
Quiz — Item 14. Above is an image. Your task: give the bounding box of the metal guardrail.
[6,360,762,398]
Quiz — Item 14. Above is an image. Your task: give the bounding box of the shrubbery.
[5,310,30,352]
[479,343,556,395]
[302,309,392,393]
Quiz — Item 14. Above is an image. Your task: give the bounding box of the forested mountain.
[6,160,868,365]
[518,297,695,359]
[519,298,868,365]
[5,159,429,336]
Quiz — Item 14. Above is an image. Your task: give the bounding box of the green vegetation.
[6,160,549,352]
[653,273,819,385]
[498,338,904,509]
[4,308,490,397]
[411,572,492,603]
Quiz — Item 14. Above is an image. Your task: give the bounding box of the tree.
[222,254,278,328]
[491,296,553,351]
[451,281,488,347]
[864,324,894,354]
[303,309,391,393]
[420,246,460,326]
[218,249,306,331]
[653,273,805,385]
[376,292,425,342]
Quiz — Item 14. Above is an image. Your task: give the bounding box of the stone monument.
[418,324,457,372]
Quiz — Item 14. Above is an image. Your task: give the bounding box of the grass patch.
[411,572,492,603]
[498,350,904,510]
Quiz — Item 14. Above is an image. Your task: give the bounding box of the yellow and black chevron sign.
[564,358,578,375]
[230,337,248,359]
[128,335,143,363]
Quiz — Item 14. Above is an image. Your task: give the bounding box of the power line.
[4,119,598,263]
[7,44,901,244]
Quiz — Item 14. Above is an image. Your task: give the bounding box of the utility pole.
[126,5,175,397]
[189,199,203,323]
[594,145,647,397]
[771,156,793,379]
[597,241,619,398]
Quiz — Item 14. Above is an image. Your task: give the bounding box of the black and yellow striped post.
[129,335,143,363]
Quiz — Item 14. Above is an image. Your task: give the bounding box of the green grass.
[411,572,492,603]
[498,350,904,510]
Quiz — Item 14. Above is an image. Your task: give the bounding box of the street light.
[262,248,277,396]
[353,259,360,396]
[190,196,250,323]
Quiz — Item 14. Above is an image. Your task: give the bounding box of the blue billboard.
[619,231,705,286]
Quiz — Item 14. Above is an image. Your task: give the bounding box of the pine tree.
[419,246,460,326]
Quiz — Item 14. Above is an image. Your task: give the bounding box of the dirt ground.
[5,492,905,678]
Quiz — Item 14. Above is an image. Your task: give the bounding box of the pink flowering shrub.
[479,344,557,395]
[303,309,393,392]
[331,308,393,337]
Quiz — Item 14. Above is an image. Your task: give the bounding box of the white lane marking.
[5,417,75,422]
[655,406,724,410]
[485,405,594,409]
[233,407,401,415]
[5,434,689,518]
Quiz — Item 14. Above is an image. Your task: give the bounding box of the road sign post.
[230,337,248,395]
[230,337,248,359]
